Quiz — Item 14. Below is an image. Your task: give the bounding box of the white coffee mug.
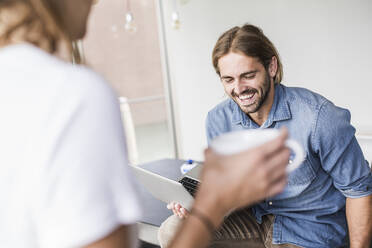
[210,129,304,173]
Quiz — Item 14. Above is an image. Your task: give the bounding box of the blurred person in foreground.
[0,0,290,247]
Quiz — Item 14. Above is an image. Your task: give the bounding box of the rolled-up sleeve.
[312,101,372,198]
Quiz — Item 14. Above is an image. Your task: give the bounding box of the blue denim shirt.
[206,84,372,248]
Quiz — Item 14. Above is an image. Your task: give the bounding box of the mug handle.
[285,140,305,173]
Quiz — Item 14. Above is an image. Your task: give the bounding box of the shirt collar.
[271,84,292,123]
[231,84,292,128]
[231,99,250,126]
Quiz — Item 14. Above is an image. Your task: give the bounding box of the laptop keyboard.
[178,177,200,197]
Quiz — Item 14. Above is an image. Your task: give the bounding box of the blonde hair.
[0,0,72,55]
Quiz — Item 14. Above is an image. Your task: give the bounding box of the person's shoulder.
[206,99,235,141]
[280,84,351,125]
[5,44,114,100]
[208,98,234,117]
[62,64,114,97]
[281,84,330,110]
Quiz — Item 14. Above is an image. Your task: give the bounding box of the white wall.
[160,0,372,161]
[84,0,167,125]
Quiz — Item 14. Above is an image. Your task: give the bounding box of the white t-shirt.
[0,44,142,247]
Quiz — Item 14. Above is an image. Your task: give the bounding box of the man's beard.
[231,72,271,114]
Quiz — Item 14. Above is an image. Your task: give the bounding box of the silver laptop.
[131,164,202,211]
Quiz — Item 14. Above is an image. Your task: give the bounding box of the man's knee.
[157,215,183,248]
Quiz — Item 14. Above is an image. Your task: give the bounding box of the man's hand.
[195,128,290,226]
[167,202,189,219]
[167,129,290,248]
[167,130,289,222]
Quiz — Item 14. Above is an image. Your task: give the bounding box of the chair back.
[119,97,139,166]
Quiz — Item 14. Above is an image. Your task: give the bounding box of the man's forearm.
[167,213,213,248]
[167,133,289,248]
[346,195,372,248]
[168,187,226,248]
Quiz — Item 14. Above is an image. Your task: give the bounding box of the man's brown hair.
[212,24,283,84]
